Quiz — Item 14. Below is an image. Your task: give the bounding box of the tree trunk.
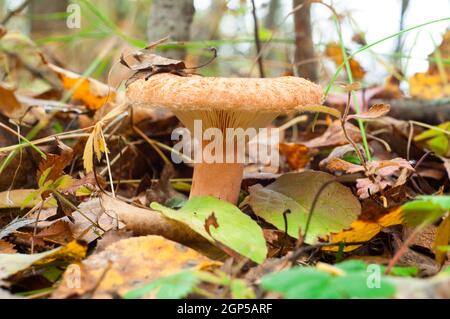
[293,0,317,82]
[264,0,280,30]
[147,0,195,60]
[30,0,68,34]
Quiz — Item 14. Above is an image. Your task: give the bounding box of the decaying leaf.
[247,171,361,243]
[304,121,361,148]
[51,236,218,299]
[325,158,414,199]
[0,83,27,120]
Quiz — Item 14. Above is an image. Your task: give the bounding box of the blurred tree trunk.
[264,0,280,30]
[147,0,195,60]
[394,0,410,72]
[293,0,317,82]
[30,0,68,34]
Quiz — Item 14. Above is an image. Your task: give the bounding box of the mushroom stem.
[190,162,244,204]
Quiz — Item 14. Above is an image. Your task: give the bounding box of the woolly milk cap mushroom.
[127,73,322,204]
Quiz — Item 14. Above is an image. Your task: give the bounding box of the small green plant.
[261,260,397,299]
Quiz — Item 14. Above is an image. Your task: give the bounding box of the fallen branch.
[373,98,450,124]
[100,194,224,259]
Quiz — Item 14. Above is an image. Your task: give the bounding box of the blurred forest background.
[1,0,449,92]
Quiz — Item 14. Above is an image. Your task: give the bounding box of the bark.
[373,98,450,124]
[147,0,195,60]
[264,0,280,30]
[29,0,68,34]
[293,0,318,82]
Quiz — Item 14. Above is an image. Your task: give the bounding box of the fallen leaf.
[0,240,16,254]
[347,104,391,120]
[151,196,268,264]
[433,215,450,265]
[0,240,86,282]
[325,43,366,80]
[324,207,404,252]
[48,64,117,110]
[304,121,361,149]
[247,171,361,243]
[51,236,217,298]
[278,143,310,170]
[0,189,57,209]
[35,220,73,245]
[0,83,27,120]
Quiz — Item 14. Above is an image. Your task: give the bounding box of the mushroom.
[127,73,322,204]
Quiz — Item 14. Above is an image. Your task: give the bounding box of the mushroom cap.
[126,73,323,113]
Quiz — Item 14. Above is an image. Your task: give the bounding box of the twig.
[385,225,423,275]
[1,0,30,25]
[250,0,265,77]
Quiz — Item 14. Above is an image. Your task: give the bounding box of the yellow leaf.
[324,207,403,252]
[51,235,219,299]
[83,123,108,173]
[433,214,450,265]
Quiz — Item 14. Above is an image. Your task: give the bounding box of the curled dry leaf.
[346,104,391,120]
[51,236,218,299]
[303,120,361,149]
[326,157,414,199]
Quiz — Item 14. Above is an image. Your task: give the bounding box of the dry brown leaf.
[326,157,414,199]
[303,120,361,149]
[347,103,391,120]
[35,220,73,245]
[0,83,25,120]
[51,235,219,299]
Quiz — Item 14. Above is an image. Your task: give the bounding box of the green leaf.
[261,268,333,299]
[151,196,267,264]
[124,270,199,299]
[414,122,450,156]
[261,261,396,299]
[247,171,361,243]
[38,167,52,188]
[333,273,396,298]
[380,266,418,277]
[401,195,450,226]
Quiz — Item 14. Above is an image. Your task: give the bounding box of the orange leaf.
[324,207,403,252]
[48,64,116,110]
[278,143,310,170]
